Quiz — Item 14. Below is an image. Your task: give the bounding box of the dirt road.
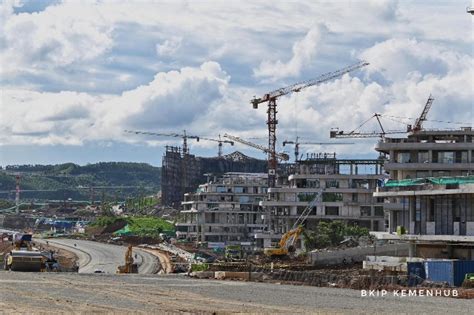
[0,271,472,314]
[139,247,173,273]
[39,239,160,274]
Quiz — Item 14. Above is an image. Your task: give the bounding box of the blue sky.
[0,0,472,166]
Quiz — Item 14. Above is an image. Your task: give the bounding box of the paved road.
[39,239,160,274]
[0,272,471,314]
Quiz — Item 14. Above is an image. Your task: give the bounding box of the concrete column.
[408,241,416,258]
[409,196,416,234]
[447,245,453,259]
[389,210,395,233]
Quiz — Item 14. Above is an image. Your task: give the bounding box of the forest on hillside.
[0,162,161,202]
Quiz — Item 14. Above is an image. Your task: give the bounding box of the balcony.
[375,141,473,153]
[383,162,472,171]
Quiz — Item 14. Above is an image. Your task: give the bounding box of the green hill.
[0,162,161,201]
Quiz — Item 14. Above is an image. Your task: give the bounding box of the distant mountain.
[0,162,161,201]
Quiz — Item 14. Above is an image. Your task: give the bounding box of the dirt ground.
[35,242,79,270]
[1,272,473,314]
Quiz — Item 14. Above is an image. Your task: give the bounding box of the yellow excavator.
[264,191,322,257]
[117,245,138,274]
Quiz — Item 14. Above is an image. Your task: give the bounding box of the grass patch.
[90,215,174,237]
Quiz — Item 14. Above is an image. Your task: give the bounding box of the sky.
[0,0,473,167]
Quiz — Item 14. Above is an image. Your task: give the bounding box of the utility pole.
[15,175,20,214]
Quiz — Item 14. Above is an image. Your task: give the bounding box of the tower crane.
[124,130,199,155]
[282,137,354,162]
[223,134,289,161]
[124,130,234,157]
[251,61,369,187]
[329,95,435,139]
[205,135,234,157]
[408,94,434,132]
[330,113,408,138]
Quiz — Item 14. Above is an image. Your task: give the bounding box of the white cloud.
[0,1,472,163]
[0,62,231,146]
[1,2,113,80]
[118,74,131,82]
[253,24,326,81]
[156,37,182,56]
[360,38,469,82]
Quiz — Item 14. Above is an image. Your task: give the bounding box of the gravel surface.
[0,272,471,314]
[38,239,159,274]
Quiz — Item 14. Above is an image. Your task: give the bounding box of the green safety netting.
[384,178,425,187]
[384,176,474,187]
[428,176,474,185]
[113,224,132,236]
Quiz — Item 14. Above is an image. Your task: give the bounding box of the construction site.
[2,59,474,301]
[1,2,473,314]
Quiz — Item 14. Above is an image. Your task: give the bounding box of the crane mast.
[251,61,369,187]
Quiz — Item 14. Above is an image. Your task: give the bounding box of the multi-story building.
[374,127,474,235]
[175,172,267,244]
[255,155,386,248]
[161,147,267,208]
[375,127,473,180]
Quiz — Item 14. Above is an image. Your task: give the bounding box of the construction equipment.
[282,137,354,162]
[264,191,322,256]
[4,233,44,272]
[225,245,244,261]
[125,129,199,155]
[408,94,434,132]
[223,133,289,161]
[251,61,369,187]
[330,113,408,138]
[116,245,138,274]
[124,130,234,157]
[330,95,435,139]
[201,135,234,157]
[462,273,474,288]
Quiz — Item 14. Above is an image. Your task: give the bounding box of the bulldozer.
[116,245,138,274]
[4,233,44,272]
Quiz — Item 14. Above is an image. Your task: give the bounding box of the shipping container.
[424,260,474,286]
[453,260,474,287]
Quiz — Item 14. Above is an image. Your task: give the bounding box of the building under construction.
[161,146,267,208]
